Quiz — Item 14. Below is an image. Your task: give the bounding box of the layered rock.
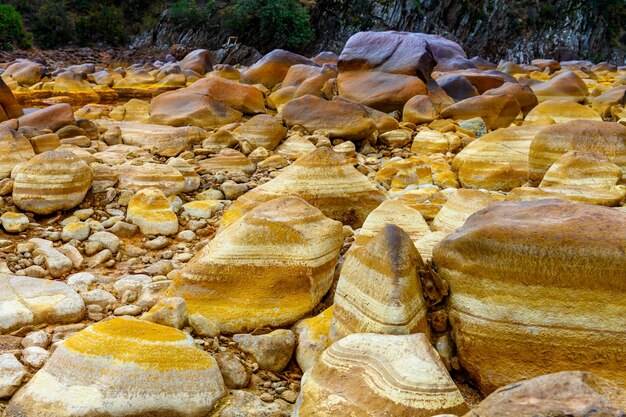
[117,163,185,195]
[0,127,34,179]
[126,187,179,236]
[453,124,547,191]
[531,71,588,102]
[234,114,287,153]
[539,150,623,189]
[12,150,92,215]
[167,197,343,333]
[432,199,626,393]
[524,100,602,124]
[350,199,430,251]
[431,189,505,232]
[240,49,316,88]
[17,104,75,132]
[292,307,333,373]
[330,224,429,341]
[0,275,85,333]
[528,120,626,185]
[294,333,468,416]
[6,317,227,416]
[0,77,22,121]
[221,148,387,228]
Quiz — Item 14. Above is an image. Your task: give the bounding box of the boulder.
[3,60,43,86]
[539,150,622,189]
[330,225,429,342]
[464,372,626,417]
[126,187,179,236]
[180,49,213,74]
[292,307,333,373]
[167,197,343,333]
[531,71,588,102]
[294,333,469,416]
[18,104,75,132]
[233,330,296,372]
[221,148,388,228]
[234,114,287,152]
[0,275,85,333]
[0,127,34,179]
[6,318,227,416]
[524,100,602,124]
[0,77,22,121]
[117,163,185,196]
[240,49,316,88]
[12,150,92,215]
[431,189,505,232]
[528,120,626,185]
[440,94,520,130]
[282,94,376,140]
[433,199,626,393]
[436,74,479,101]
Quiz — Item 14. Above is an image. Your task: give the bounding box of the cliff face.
[133,0,626,64]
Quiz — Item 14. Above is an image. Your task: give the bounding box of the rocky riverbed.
[0,31,625,416]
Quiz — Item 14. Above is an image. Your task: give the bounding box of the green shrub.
[33,0,75,49]
[75,4,127,46]
[226,0,314,51]
[0,4,31,50]
[168,0,216,27]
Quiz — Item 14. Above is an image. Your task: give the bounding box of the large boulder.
[180,49,213,74]
[453,124,549,191]
[282,95,376,140]
[433,199,626,394]
[6,318,227,416]
[440,94,521,129]
[3,59,43,86]
[0,127,34,179]
[528,120,626,185]
[17,104,75,132]
[0,77,22,121]
[330,225,429,342]
[167,197,343,334]
[464,371,626,417]
[531,71,588,103]
[221,148,388,228]
[294,333,469,416]
[12,150,93,215]
[336,31,469,112]
[240,49,316,88]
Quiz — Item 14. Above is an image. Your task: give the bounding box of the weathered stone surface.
[524,100,602,124]
[464,372,626,417]
[331,225,429,342]
[0,354,26,398]
[6,318,227,416]
[180,49,213,74]
[440,94,521,129]
[528,120,626,185]
[233,329,296,372]
[431,189,505,232]
[117,163,185,196]
[127,187,179,236]
[222,148,387,228]
[282,95,376,140]
[531,71,588,102]
[12,150,92,215]
[539,150,623,189]
[198,149,256,174]
[433,199,626,394]
[17,104,74,132]
[168,197,343,333]
[0,127,35,179]
[240,49,316,88]
[234,114,287,153]
[294,333,469,416]
[0,275,85,333]
[453,124,547,191]
[292,306,333,373]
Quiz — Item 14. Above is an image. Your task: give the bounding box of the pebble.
[21,346,50,368]
[1,212,29,233]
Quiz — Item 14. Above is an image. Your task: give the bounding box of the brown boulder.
[282,95,376,140]
[180,49,213,74]
[0,77,22,121]
[18,104,75,132]
[440,94,521,129]
[240,49,316,88]
[484,82,538,114]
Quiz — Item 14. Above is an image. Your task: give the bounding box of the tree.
[0,4,31,50]
[32,0,75,49]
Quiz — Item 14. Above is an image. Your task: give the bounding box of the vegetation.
[32,0,75,48]
[225,0,314,50]
[0,4,31,50]
[168,0,216,27]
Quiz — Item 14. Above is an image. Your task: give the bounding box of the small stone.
[142,297,187,329]
[80,289,116,309]
[21,331,50,349]
[61,222,91,241]
[73,208,94,220]
[88,249,113,268]
[66,272,96,293]
[195,189,224,200]
[0,353,27,398]
[189,314,220,338]
[215,352,250,389]
[233,330,296,373]
[1,212,29,233]
[21,346,50,368]
[113,305,143,316]
[176,230,196,242]
[259,393,275,402]
[144,236,170,250]
[20,265,46,278]
[280,390,298,404]
[220,181,248,200]
[108,221,138,238]
[182,200,223,218]
[88,231,120,253]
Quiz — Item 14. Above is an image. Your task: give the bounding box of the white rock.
[30,238,73,278]
[0,354,26,398]
[80,289,117,309]
[22,331,50,349]
[61,222,91,241]
[0,212,29,233]
[66,272,96,293]
[21,346,50,368]
[88,231,120,253]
